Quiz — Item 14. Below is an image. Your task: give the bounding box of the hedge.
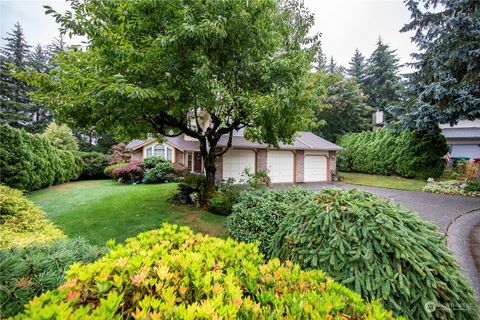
[338,128,447,179]
[14,224,399,319]
[0,184,65,249]
[77,151,108,179]
[269,188,478,319]
[0,238,106,318]
[0,124,82,191]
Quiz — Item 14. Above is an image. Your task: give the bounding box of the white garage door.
[222,150,255,182]
[304,155,327,182]
[451,145,480,159]
[268,151,294,183]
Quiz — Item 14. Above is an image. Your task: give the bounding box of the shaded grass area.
[28,180,226,246]
[339,172,426,191]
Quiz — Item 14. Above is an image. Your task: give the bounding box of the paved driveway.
[299,182,480,301]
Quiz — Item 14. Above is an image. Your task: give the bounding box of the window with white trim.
[146,147,152,157]
[154,144,165,158]
[166,147,173,162]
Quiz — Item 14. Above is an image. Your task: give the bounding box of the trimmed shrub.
[111,161,143,183]
[77,152,108,179]
[14,224,398,319]
[270,188,478,319]
[142,161,175,184]
[141,156,167,170]
[0,185,65,249]
[107,142,131,165]
[226,188,313,254]
[103,162,127,178]
[338,128,447,179]
[0,238,106,318]
[0,124,81,191]
[208,181,241,216]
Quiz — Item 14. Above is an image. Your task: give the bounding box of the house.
[440,120,480,159]
[126,131,342,183]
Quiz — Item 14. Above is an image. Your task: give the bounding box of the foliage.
[312,72,372,142]
[173,162,189,177]
[207,180,241,216]
[28,0,321,198]
[339,172,426,191]
[0,238,105,318]
[107,143,131,165]
[393,0,480,131]
[111,161,143,184]
[453,160,479,181]
[0,124,81,191]
[241,168,271,188]
[346,48,368,84]
[14,224,398,319]
[77,151,108,180]
[0,184,64,249]
[142,161,175,184]
[423,180,480,198]
[226,188,313,254]
[103,162,127,179]
[338,128,447,179]
[270,188,478,319]
[170,174,207,205]
[141,156,167,171]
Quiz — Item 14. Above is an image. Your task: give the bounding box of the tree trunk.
[198,139,218,206]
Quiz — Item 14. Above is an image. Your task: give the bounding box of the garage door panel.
[268,151,294,183]
[304,155,327,182]
[222,150,255,182]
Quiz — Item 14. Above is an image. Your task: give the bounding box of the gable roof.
[127,131,342,152]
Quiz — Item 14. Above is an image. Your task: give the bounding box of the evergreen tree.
[392,0,480,132]
[42,122,78,151]
[314,46,328,72]
[0,22,32,128]
[364,38,402,113]
[347,48,367,84]
[327,56,343,74]
[48,35,67,55]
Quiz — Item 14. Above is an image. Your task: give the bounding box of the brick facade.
[295,150,304,183]
[328,151,337,180]
[175,149,184,165]
[131,149,143,162]
[256,149,267,172]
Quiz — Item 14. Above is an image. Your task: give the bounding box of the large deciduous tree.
[27,0,320,199]
[391,0,480,132]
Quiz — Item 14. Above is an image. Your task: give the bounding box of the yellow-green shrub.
[0,185,64,248]
[14,224,399,319]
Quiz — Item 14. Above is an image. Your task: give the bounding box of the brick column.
[256,149,268,173]
[295,150,304,183]
[329,151,337,180]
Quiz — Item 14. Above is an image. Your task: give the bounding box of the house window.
[166,147,173,162]
[154,144,165,158]
[186,152,193,171]
[146,147,152,158]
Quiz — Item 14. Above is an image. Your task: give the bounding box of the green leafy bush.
[0,185,65,249]
[423,180,480,197]
[241,168,271,188]
[0,124,81,191]
[0,238,106,318]
[270,188,478,319]
[142,161,175,184]
[338,128,447,179]
[226,188,313,254]
[103,162,127,178]
[141,156,167,170]
[14,224,398,319]
[465,181,480,192]
[170,174,207,205]
[77,151,108,179]
[208,181,241,216]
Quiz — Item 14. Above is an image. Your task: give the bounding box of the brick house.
[126,131,342,183]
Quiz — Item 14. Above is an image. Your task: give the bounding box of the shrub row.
[77,151,109,179]
[0,238,105,318]
[338,128,448,179]
[14,224,398,319]
[227,188,478,319]
[0,124,82,191]
[0,184,64,249]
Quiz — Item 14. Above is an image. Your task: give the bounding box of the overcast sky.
[1,0,417,71]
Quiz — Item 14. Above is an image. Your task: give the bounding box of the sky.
[1,0,417,71]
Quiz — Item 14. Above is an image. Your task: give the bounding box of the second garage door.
[268,151,294,183]
[304,155,327,182]
[222,150,256,182]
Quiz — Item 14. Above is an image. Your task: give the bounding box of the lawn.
[339,172,427,191]
[28,180,226,246]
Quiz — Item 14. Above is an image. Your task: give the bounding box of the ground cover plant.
[0,184,64,249]
[208,180,241,216]
[423,181,480,197]
[28,180,226,246]
[14,224,398,319]
[269,188,478,319]
[226,188,313,254]
[0,238,105,318]
[0,124,81,191]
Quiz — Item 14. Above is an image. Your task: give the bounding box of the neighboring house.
[126,131,342,183]
[440,120,480,159]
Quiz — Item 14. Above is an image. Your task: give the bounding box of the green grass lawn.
[28,180,226,246]
[339,172,427,191]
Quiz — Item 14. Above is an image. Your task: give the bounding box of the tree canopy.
[42,122,78,151]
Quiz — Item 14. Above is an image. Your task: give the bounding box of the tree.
[42,122,78,151]
[314,46,328,72]
[346,48,367,84]
[0,22,31,128]
[327,56,343,74]
[313,72,372,142]
[363,38,402,114]
[392,0,480,132]
[28,0,319,201]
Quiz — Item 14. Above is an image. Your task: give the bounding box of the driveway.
[299,182,480,301]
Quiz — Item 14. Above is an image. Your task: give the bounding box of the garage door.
[268,151,294,183]
[304,155,327,182]
[451,145,480,159]
[222,150,255,182]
